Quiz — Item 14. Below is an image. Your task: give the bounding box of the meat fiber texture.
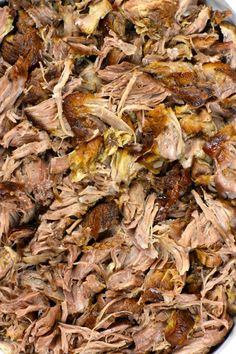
[0,0,236,354]
[207,3,236,354]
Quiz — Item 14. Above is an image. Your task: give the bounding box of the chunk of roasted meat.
[144,62,213,107]
[165,310,194,346]
[1,27,42,67]
[82,201,119,237]
[63,92,105,141]
[122,0,179,36]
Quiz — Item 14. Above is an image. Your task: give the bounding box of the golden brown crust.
[1,28,42,66]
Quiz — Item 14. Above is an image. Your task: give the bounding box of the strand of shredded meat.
[0,0,235,353]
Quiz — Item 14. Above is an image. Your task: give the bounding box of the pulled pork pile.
[0,0,236,353]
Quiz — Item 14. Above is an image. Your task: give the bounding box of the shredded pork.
[0,0,235,353]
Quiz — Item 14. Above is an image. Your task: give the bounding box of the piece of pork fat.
[181,138,206,169]
[0,56,28,115]
[0,341,19,354]
[0,181,35,240]
[0,6,13,44]
[75,0,112,35]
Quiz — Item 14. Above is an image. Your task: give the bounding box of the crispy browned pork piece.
[0,0,236,353]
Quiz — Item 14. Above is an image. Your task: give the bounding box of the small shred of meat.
[184,7,210,35]
[17,158,53,205]
[123,182,145,228]
[12,131,51,160]
[157,107,184,161]
[23,68,50,105]
[134,193,159,249]
[107,269,143,291]
[0,181,35,239]
[0,56,28,115]
[63,92,105,141]
[50,156,69,175]
[133,322,165,353]
[25,98,68,137]
[26,4,60,28]
[220,22,236,69]
[2,120,42,148]
[215,166,236,199]
[175,0,198,21]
